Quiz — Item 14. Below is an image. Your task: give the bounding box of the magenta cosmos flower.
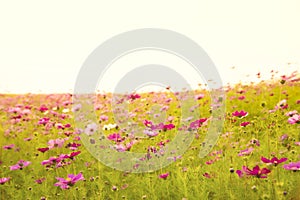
[232,110,248,118]
[37,147,50,153]
[143,120,153,127]
[159,172,169,179]
[236,165,271,178]
[10,160,31,170]
[163,123,175,130]
[261,156,287,166]
[0,177,10,185]
[54,173,85,189]
[67,142,81,150]
[240,121,250,127]
[128,93,141,100]
[143,120,173,131]
[283,161,300,171]
[107,133,123,142]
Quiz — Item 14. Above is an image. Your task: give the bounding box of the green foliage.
[0,79,299,200]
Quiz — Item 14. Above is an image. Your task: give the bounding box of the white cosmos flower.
[62,108,70,113]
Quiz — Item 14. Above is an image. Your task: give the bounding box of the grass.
[0,75,300,200]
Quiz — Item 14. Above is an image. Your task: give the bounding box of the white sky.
[0,0,299,93]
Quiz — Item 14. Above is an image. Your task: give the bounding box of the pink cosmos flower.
[48,138,68,149]
[280,134,288,141]
[8,107,21,113]
[157,140,170,147]
[195,94,205,100]
[249,139,260,146]
[277,99,288,109]
[159,172,169,179]
[24,137,33,141]
[238,147,254,156]
[237,88,246,94]
[0,177,10,185]
[41,153,76,168]
[232,110,248,118]
[64,123,71,128]
[269,107,278,113]
[146,146,157,154]
[113,144,127,152]
[167,116,174,122]
[35,178,46,184]
[55,123,64,129]
[183,116,194,122]
[54,173,84,189]
[283,161,300,171]
[160,106,169,112]
[84,123,98,136]
[205,158,220,165]
[236,165,271,178]
[261,156,287,166]
[165,98,172,103]
[21,108,31,115]
[208,150,223,156]
[281,71,300,82]
[55,161,72,169]
[143,128,158,137]
[38,117,50,125]
[167,155,182,161]
[288,114,300,124]
[151,123,164,130]
[285,110,298,117]
[66,142,81,150]
[41,157,58,166]
[113,142,134,152]
[121,184,129,190]
[238,96,245,100]
[189,118,208,129]
[10,160,31,170]
[3,144,15,150]
[72,104,82,112]
[100,115,109,121]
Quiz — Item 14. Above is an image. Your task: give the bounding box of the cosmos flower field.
[0,72,300,200]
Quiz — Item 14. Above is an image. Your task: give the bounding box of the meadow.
[0,71,300,200]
